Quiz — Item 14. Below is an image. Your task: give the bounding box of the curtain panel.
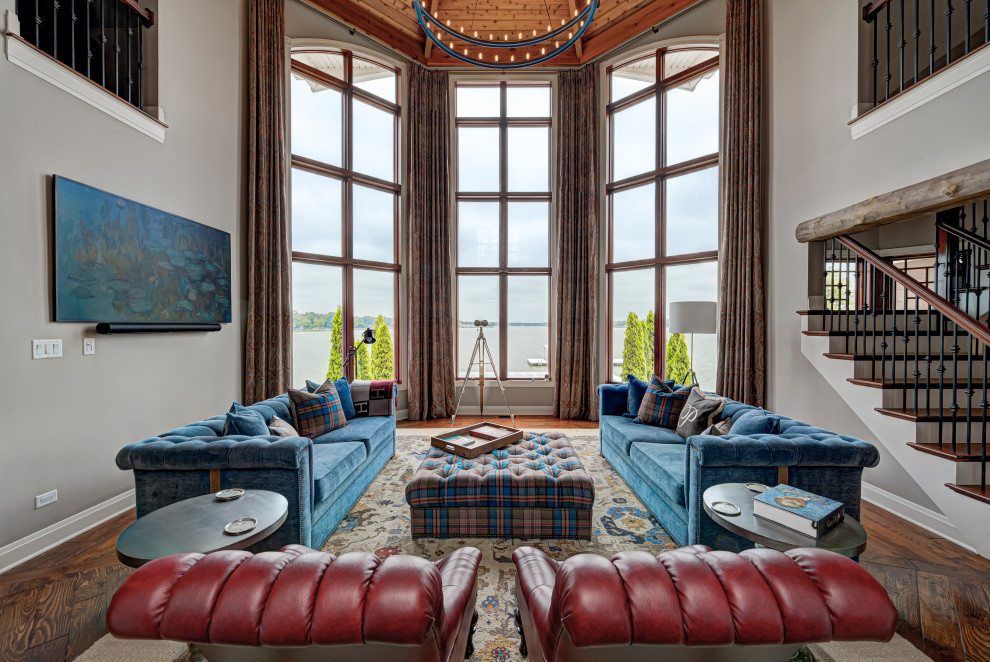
[407,65,456,420]
[553,65,601,420]
[717,0,766,406]
[244,0,291,403]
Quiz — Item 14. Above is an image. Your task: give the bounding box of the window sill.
[850,42,990,140]
[454,380,554,388]
[4,12,166,143]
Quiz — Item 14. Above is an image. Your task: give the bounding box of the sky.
[289,58,719,343]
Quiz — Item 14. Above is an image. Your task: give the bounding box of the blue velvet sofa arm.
[116,434,313,472]
[686,431,880,469]
[597,383,628,418]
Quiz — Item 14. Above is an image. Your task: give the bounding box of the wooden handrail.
[837,235,990,347]
[120,0,154,27]
[936,218,990,253]
[862,0,895,22]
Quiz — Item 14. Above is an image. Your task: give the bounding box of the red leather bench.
[512,545,898,662]
[107,544,482,662]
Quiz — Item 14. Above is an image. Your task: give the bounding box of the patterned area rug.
[319,431,676,662]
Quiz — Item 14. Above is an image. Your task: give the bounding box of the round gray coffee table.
[702,483,867,558]
[116,489,288,567]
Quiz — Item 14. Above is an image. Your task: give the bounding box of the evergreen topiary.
[642,310,656,379]
[620,312,647,382]
[326,306,343,381]
[665,332,691,385]
[354,338,371,380]
[371,315,394,380]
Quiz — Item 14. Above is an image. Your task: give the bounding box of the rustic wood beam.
[300,0,425,63]
[566,0,583,58]
[794,159,990,243]
[580,0,700,62]
[424,0,436,58]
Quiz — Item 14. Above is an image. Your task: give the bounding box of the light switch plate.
[32,339,62,359]
[83,338,96,355]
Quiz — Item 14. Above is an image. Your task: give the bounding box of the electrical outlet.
[32,339,62,359]
[83,337,96,356]
[35,490,57,508]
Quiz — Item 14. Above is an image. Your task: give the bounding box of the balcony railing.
[15,0,154,109]
[863,0,990,108]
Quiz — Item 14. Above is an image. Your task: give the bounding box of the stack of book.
[753,485,845,539]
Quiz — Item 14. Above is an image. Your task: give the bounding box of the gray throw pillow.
[702,419,732,436]
[675,388,728,438]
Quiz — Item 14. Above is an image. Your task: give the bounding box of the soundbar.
[96,322,222,334]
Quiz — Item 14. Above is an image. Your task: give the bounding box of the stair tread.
[876,407,990,422]
[908,442,989,462]
[946,483,990,505]
[824,352,983,360]
[847,377,984,389]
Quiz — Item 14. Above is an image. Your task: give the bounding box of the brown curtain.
[553,65,600,420]
[407,65,456,420]
[244,0,291,403]
[717,0,766,406]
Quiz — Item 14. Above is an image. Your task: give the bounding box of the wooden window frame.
[289,49,403,383]
[605,48,720,383]
[453,80,553,382]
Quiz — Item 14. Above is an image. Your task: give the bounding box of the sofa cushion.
[629,442,687,507]
[312,415,394,457]
[601,415,685,455]
[311,442,367,504]
[730,408,782,436]
[223,407,269,437]
[289,388,347,437]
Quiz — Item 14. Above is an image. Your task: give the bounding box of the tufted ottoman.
[405,432,595,539]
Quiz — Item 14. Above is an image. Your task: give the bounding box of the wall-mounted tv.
[53,176,232,324]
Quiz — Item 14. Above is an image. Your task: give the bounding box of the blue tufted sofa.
[116,393,395,551]
[597,383,879,551]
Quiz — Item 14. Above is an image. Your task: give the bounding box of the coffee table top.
[116,489,288,568]
[702,483,867,558]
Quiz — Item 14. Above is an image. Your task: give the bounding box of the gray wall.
[766,0,990,507]
[0,0,247,548]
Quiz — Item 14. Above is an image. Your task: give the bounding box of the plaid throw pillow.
[288,387,347,438]
[635,376,691,429]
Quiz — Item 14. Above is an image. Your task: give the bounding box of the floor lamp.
[668,301,717,387]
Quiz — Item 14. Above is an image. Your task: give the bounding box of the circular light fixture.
[414,0,598,69]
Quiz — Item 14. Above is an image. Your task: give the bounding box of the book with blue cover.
[753,484,845,539]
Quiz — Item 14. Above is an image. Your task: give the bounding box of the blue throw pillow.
[223,407,269,436]
[626,375,677,416]
[729,408,781,436]
[228,401,273,424]
[334,378,357,421]
[305,380,321,393]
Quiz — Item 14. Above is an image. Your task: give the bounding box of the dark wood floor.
[1,418,987,661]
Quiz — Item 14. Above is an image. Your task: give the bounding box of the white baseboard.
[0,490,136,574]
[449,406,555,416]
[861,483,976,553]
[396,408,409,421]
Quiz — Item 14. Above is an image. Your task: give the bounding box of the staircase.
[798,208,990,558]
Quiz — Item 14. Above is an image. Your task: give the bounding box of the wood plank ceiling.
[300,0,706,66]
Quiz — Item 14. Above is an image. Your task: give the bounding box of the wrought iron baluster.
[872,266,879,380]
[873,7,880,105]
[114,0,120,96]
[930,0,937,76]
[947,0,955,65]
[903,282,910,406]
[967,329,974,454]
[915,0,922,84]
[965,0,972,52]
[912,292,921,416]
[100,0,106,88]
[926,303,933,414]
[825,240,832,333]
[86,0,92,79]
[900,0,906,92]
[52,0,59,61]
[70,0,76,70]
[950,239,960,450]
[883,4,894,101]
[983,350,988,490]
[126,9,133,105]
[938,308,946,448]
[137,12,144,108]
[881,273,889,382]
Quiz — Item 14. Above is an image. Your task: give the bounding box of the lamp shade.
[668,301,717,334]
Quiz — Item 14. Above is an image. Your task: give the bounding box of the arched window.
[606,46,720,388]
[289,48,401,385]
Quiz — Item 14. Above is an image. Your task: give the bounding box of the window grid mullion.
[499,81,509,381]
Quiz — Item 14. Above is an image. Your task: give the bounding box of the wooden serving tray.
[431,422,523,459]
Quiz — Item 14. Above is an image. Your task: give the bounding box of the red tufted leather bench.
[406,432,595,539]
[107,544,482,662]
[512,545,898,662]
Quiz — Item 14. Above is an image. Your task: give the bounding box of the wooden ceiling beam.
[566,0,583,58]
[301,0,425,63]
[580,0,700,62]
[424,0,436,58]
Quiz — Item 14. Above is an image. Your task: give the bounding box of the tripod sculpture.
[451,320,515,426]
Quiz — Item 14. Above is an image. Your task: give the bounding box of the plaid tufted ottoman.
[405,431,594,539]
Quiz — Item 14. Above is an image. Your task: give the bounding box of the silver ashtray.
[215,488,245,501]
[223,517,258,535]
[745,483,770,493]
[711,501,741,517]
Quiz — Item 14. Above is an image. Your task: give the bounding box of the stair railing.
[824,234,988,491]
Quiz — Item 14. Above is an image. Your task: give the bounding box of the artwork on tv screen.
[54,176,232,323]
